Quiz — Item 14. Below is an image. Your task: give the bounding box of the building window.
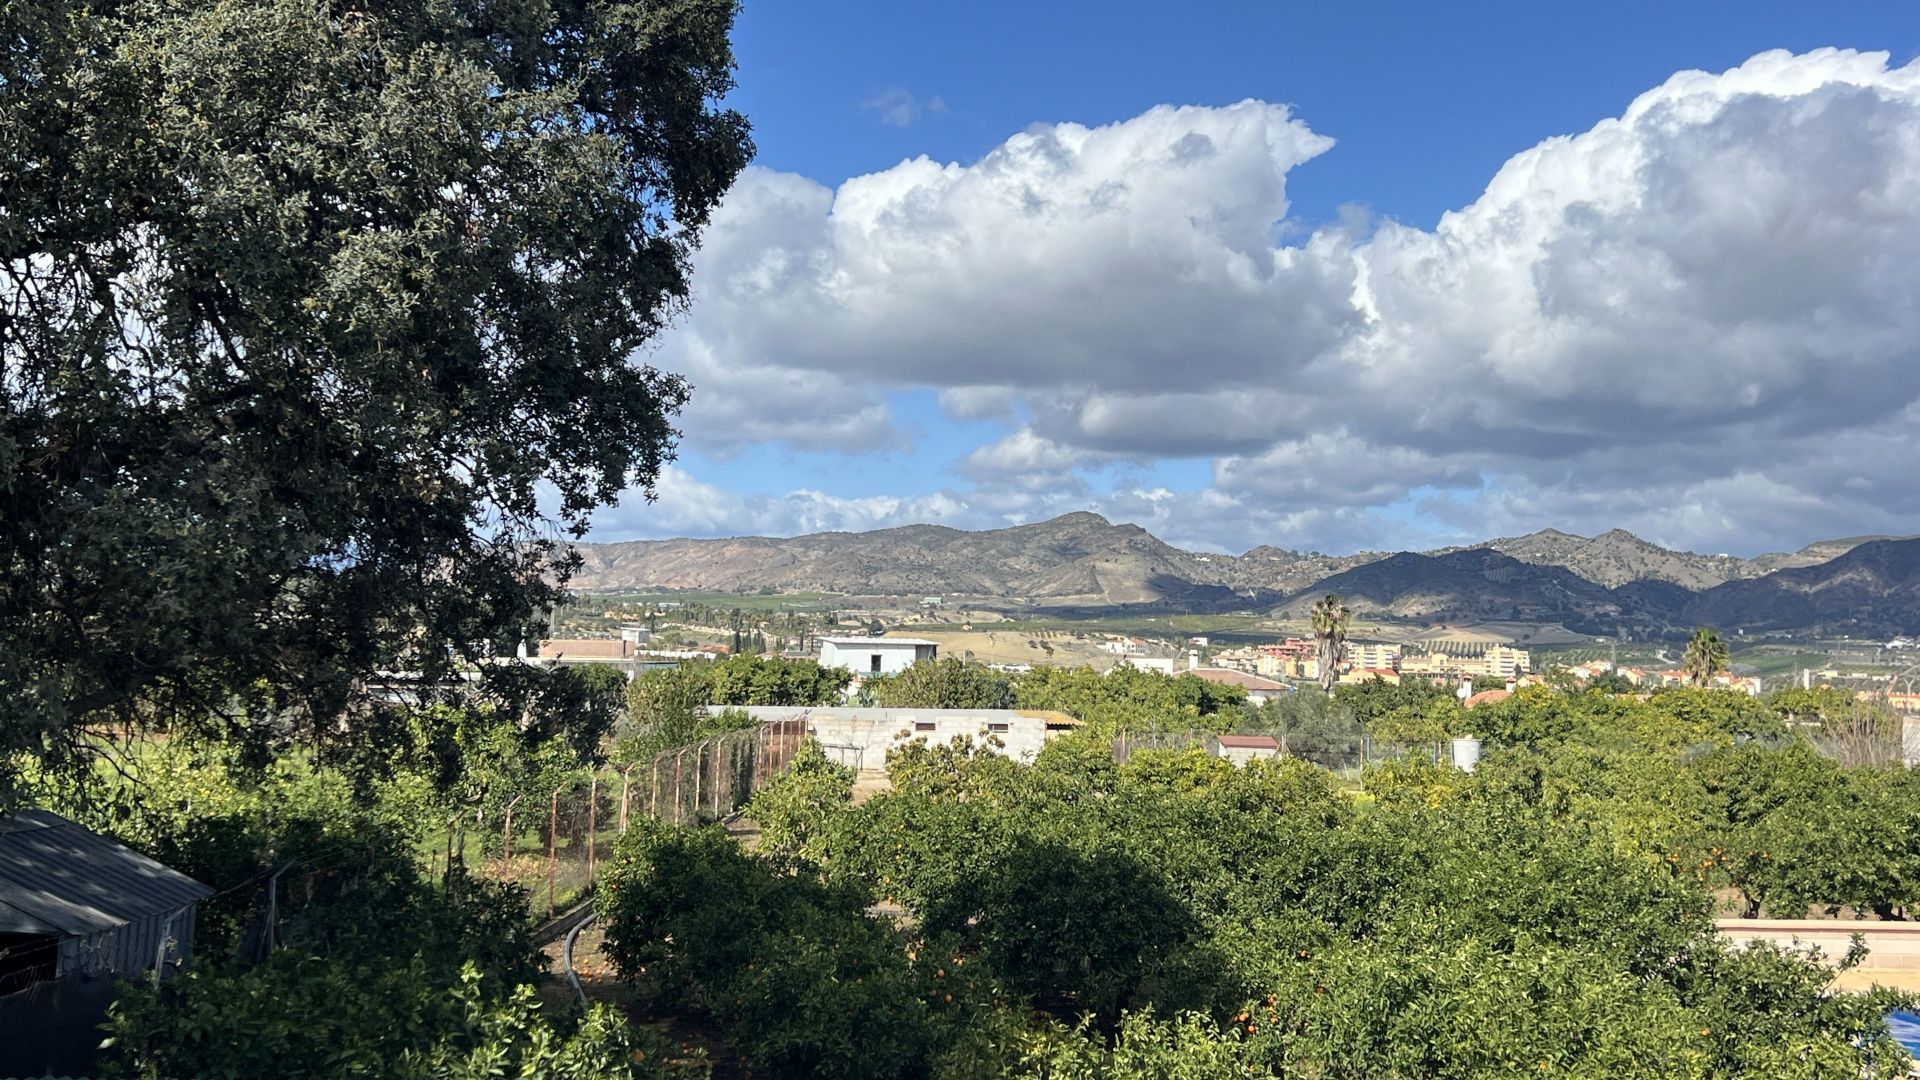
[870,654,883,673]
[987,722,1010,734]
[914,721,936,733]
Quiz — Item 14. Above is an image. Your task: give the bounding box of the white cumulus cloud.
[625,48,1920,556]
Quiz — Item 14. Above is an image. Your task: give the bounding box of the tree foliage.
[1013,665,1245,737]
[743,737,855,861]
[106,960,658,1079]
[597,717,1917,1078]
[864,657,1016,709]
[705,652,851,707]
[1684,627,1732,687]
[0,0,753,801]
[1309,594,1351,692]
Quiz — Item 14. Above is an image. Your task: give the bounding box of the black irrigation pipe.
[562,910,596,1009]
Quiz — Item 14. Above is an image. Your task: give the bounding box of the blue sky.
[592,2,1920,557]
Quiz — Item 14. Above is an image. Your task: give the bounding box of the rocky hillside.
[572,512,1246,605]
[1446,529,1752,589]
[1747,535,1916,575]
[567,515,1920,634]
[1273,549,1653,634]
[1232,545,1390,593]
[1428,529,1906,590]
[1683,539,1920,632]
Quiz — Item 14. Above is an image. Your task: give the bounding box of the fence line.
[476,717,810,914]
[1111,730,1456,772]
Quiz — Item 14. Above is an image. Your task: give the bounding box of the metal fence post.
[547,786,560,916]
[502,793,522,873]
[672,749,685,825]
[587,773,598,881]
[698,737,714,814]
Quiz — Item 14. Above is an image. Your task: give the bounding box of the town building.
[1257,639,1319,680]
[1,811,213,1076]
[1210,646,1261,673]
[1342,641,1403,670]
[1115,655,1178,676]
[723,706,1078,767]
[1399,645,1531,680]
[1478,645,1532,679]
[817,636,938,676]
[1397,652,1448,677]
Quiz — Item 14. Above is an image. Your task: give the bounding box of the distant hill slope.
[1441,529,1754,590]
[567,515,1920,634]
[1274,549,1649,634]
[574,512,1248,605]
[1683,538,1920,632]
[1747,535,1918,575]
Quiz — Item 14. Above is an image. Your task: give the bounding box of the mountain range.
[568,514,1920,636]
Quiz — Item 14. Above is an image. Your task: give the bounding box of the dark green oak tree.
[0,0,752,799]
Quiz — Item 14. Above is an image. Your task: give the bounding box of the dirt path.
[542,921,744,1077]
[531,772,899,1074]
[851,768,892,805]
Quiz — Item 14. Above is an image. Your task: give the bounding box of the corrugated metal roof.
[0,811,212,937]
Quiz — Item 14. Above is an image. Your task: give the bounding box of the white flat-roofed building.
[723,705,1078,768]
[817,636,938,676]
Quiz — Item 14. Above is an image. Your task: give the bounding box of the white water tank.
[1451,737,1482,773]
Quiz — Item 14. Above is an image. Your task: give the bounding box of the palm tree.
[1310,593,1351,692]
[1683,627,1729,687]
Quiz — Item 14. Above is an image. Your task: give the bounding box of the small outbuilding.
[0,810,213,1076]
[1214,734,1282,766]
[818,636,938,677]
[1188,667,1292,706]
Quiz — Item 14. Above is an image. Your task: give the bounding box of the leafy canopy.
[0,0,753,800]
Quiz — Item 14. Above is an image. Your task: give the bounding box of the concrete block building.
[818,636,938,676]
[725,705,1078,768]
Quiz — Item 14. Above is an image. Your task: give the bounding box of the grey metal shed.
[0,810,213,1075]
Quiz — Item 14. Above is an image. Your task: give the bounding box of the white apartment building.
[1342,641,1403,670]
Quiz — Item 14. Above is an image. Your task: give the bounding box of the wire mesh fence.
[466,718,811,915]
[1111,730,1461,774]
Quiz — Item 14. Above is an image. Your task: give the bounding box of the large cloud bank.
[617,49,1920,554]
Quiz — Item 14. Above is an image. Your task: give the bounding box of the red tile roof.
[1217,734,1281,750]
[1189,667,1287,691]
